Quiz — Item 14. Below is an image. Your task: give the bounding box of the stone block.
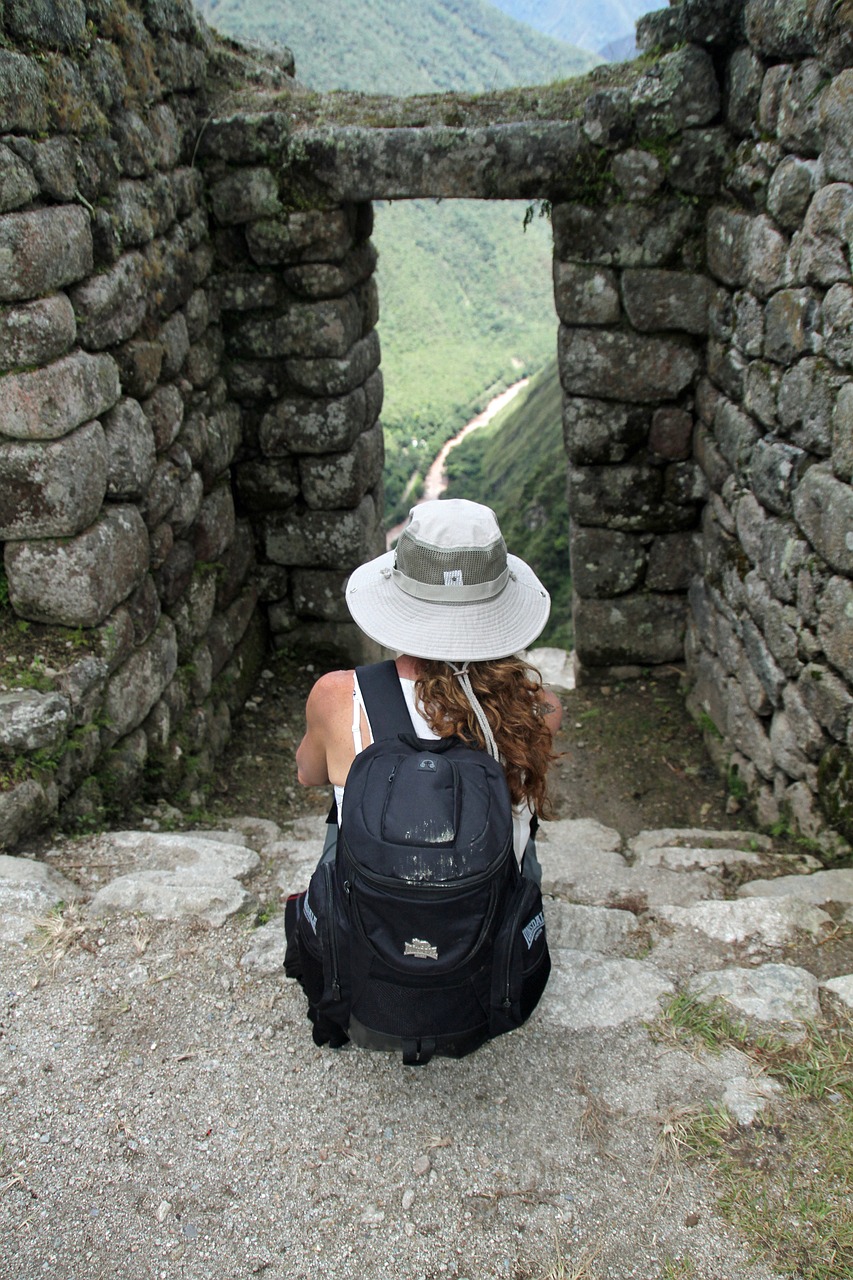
[0,690,71,754]
[206,583,258,678]
[214,271,281,312]
[0,419,107,539]
[196,112,292,165]
[169,566,216,659]
[647,531,701,592]
[763,288,821,363]
[823,283,853,369]
[778,358,842,456]
[834,384,853,482]
[158,311,190,379]
[300,421,383,510]
[169,470,203,537]
[621,270,711,335]
[818,577,853,683]
[569,525,647,598]
[102,616,178,743]
[209,167,281,227]
[263,495,377,570]
[245,209,355,265]
[551,200,695,269]
[713,398,760,480]
[552,262,619,326]
[753,440,804,519]
[192,482,236,561]
[114,339,164,399]
[69,251,147,349]
[4,504,149,627]
[732,291,763,357]
[611,148,665,201]
[153,538,194,608]
[582,88,633,149]
[798,663,853,742]
[793,183,853,287]
[744,0,818,57]
[758,519,809,608]
[743,360,780,429]
[648,408,692,461]
[285,329,381,398]
[573,592,686,666]
[142,383,184,452]
[291,569,351,622]
[725,673,775,779]
[630,47,720,136]
[260,387,367,456]
[668,127,729,197]
[725,47,764,137]
[201,403,241,489]
[231,295,362,360]
[103,397,156,501]
[821,70,853,183]
[745,214,789,299]
[0,350,120,441]
[0,142,38,213]
[215,518,255,611]
[0,205,92,302]
[283,241,377,301]
[234,456,300,512]
[558,327,699,403]
[0,49,50,134]
[706,207,751,287]
[793,462,853,577]
[776,60,828,156]
[0,294,76,373]
[767,155,818,231]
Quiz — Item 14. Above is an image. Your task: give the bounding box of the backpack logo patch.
[404,937,439,960]
[522,911,545,950]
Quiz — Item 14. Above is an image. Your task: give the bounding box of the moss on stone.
[818,744,853,847]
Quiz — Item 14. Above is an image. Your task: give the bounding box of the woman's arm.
[295,669,357,787]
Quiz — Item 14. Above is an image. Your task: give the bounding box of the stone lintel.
[285,121,586,202]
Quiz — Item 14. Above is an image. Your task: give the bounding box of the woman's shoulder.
[304,668,355,717]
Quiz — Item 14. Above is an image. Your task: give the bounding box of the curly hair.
[414,657,558,815]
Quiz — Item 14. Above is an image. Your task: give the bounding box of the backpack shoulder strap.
[355,660,413,742]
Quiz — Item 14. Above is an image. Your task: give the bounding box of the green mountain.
[444,359,571,649]
[483,0,660,58]
[197,0,596,94]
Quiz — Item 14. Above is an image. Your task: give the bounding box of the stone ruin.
[0,0,851,853]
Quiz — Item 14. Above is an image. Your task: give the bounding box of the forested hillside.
[484,0,659,58]
[197,0,595,93]
[444,359,570,648]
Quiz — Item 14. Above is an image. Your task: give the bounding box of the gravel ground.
[1,904,781,1280]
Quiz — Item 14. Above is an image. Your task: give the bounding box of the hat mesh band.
[392,566,511,602]
[396,533,508,588]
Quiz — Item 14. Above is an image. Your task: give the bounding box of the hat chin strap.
[448,662,501,762]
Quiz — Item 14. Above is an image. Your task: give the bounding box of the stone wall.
[0,0,288,846]
[0,0,851,855]
[668,0,852,851]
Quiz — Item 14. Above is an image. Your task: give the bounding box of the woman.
[295,498,562,877]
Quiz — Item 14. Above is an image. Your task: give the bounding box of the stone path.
[1,816,851,1278]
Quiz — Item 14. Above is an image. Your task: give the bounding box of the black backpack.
[284,659,550,1065]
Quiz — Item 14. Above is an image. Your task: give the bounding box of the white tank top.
[334,673,532,861]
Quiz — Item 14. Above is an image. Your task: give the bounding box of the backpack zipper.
[502,885,537,1011]
[323,861,342,1001]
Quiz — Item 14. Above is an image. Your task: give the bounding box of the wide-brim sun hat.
[345,498,551,661]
